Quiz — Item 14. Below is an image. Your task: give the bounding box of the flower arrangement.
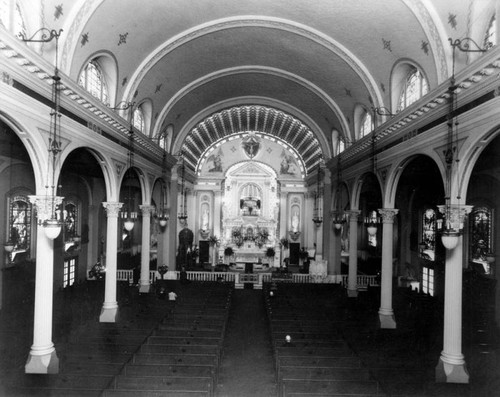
[280,237,289,249]
[209,235,220,246]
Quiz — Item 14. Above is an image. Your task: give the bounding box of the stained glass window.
[398,69,429,111]
[133,107,145,132]
[469,206,493,274]
[8,195,31,254]
[78,61,109,105]
[360,111,373,138]
[420,208,436,261]
[64,201,78,239]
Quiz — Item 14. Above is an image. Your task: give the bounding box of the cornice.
[339,46,500,166]
[0,27,164,163]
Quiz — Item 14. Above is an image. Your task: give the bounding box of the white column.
[322,170,332,272]
[100,202,123,322]
[168,171,179,269]
[279,192,288,240]
[436,205,472,383]
[330,210,343,278]
[139,205,154,293]
[378,208,399,329]
[346,210,360,297]
[25,195,64,374]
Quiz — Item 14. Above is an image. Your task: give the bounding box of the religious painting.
[279,150,298,175]
[207,149,223,172]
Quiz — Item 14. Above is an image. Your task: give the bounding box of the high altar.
[190,132,317,268]
[221,161,279,264]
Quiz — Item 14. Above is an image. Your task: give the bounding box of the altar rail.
[115,269,345,288]
[341,275,380,291]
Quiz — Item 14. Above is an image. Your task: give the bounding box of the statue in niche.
[291,211,299,232]
[201,208,209,231]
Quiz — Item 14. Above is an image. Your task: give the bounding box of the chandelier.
[312,159,323,227]
[436,37,486,250]
[21,28,64,240]
[157,133,169,228]
[121,111,138,231]
[332,154,345,231]
[177,152,188,224]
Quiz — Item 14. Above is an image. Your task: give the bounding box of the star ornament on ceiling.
[448,13,457,30]
[421,40,429,55]
[118,32,128,46]
[382,38,392,52]
[155,84,162,93]
[54,4,63,20]
[81,32,89,47]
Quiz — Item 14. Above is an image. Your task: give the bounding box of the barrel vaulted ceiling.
[22,0,496,173]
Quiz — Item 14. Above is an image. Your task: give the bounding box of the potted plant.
[157,264,168,279]
[224,246,234,264]
[265,246,276,267]
[209,235,220,267]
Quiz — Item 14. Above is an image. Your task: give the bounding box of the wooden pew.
[281,379,380,397]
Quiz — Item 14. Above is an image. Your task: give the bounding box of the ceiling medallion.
[242,134,261,159]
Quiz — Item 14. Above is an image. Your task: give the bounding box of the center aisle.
[216,289,277,397]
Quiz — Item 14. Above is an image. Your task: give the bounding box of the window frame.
[78,60,110,106]
[397,68,429,112]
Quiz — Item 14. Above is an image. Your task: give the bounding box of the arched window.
[78,61,110,105]
[469,206,494,274]
[7,194,32,261]
[420,208,436,261]
[132,107,144,133]
[484,14,496,49]
[338,138,345,154]
[360,111,373,138]
[398,68,429,111]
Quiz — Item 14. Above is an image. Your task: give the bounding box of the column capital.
[102,202,123,217]
[345,209,361,221]
[139,204,155,215]
[28,195,64,223]
[378,208,399,223]
[437,204,473,232]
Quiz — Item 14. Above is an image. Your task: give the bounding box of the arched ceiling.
[29,0,493,173]
[181,105,322,174]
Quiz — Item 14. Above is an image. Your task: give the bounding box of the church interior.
[0,0,499,396]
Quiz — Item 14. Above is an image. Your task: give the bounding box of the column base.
[99,304,119,323]
[435,357,469,383]
[347,288,358,298]
[139,283,151,294]
[25,348,59,374]
[379,312,397,329]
